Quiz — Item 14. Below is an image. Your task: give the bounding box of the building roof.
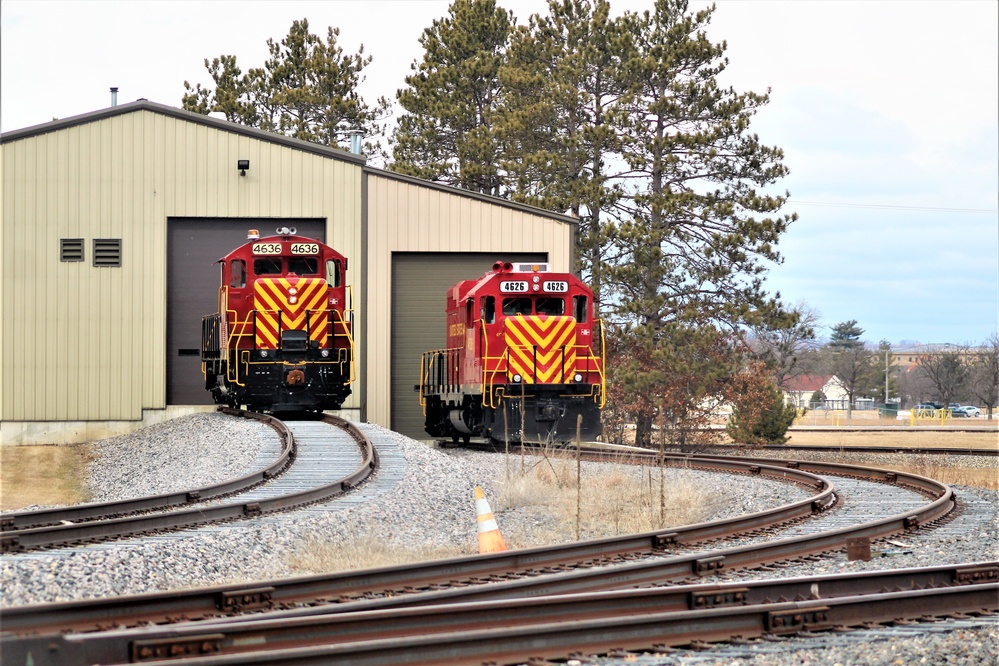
[783,374,835,393]
[1,99,367,166]
[2,99,578,226]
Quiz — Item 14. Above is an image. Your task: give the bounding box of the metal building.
[0,101,575,444]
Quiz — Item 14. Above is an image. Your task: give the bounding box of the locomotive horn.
[275,226,297,236]
[493,261,504,272]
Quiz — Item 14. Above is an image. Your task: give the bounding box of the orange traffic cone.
[474,486,507,553]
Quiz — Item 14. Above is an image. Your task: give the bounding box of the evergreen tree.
[497,0,631,305]
[605,0,796,333]
[182,19,389,152]
[391,0,513,194]
[726,379,798,446]
[592,0,797,443]
[825,320,880,418]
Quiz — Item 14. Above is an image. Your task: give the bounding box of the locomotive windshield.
[254,258,283,275]
[536,297,564,316]
[288,257,318,275]
[500,296,566,317]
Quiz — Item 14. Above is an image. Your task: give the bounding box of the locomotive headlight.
[532,284,540,291]
[289,296,298,304]
[574,373,583,383]
[260,350,269,358]
[320,349,330,358]
[289,287,298,296]
[532,275,540,283]
[512,374,522,383]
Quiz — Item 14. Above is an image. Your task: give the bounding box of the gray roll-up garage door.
[390,252,546,440]
[166,218,326,405]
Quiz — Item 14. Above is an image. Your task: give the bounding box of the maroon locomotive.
[201,227,354,411]
[419,261,605,443]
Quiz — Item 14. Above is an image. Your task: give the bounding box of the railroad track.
[1,438,993,665]
[0,409,377,552]
[4,563,995,665]
[0,451,960,630]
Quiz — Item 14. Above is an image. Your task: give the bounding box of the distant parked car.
[958,405,981,417]
[912,403,938,417]
[949,406,968,417]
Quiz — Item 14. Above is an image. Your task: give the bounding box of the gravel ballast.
[1,413,995,665]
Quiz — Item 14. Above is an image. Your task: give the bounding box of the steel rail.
[14,579,994,666]
[0,413,376,553]
[0,456,833,635]
[0,409,293,533]
[5,563,993,665]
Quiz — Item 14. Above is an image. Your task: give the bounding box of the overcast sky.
[2,0,997,347]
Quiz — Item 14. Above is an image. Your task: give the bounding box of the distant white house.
[783,374,849,408]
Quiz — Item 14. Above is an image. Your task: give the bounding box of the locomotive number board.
[290,243,319,255]
[251,242,320,255]
[500,280,529,293]
[499,280,569,293]
[252,242,282,255]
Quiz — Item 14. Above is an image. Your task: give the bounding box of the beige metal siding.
[1,109,363,422]
[364,173,573,429]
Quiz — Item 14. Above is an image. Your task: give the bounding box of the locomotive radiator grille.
[253,277,330,349]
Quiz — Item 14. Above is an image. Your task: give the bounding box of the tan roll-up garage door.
[390,252,546,440]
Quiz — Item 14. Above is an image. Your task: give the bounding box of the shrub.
[726,381,798,446]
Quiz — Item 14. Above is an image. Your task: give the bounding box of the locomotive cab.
[420,261,604,444]
[201,228,354,412]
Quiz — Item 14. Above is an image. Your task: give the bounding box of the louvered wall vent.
[93,239,122,267]
[60,238,84,262]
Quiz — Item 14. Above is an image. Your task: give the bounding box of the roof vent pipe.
[110,87,118,107]
[349,129,363,155]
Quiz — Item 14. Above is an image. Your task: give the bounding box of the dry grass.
[289,449,719,575]
[0,444,92,511]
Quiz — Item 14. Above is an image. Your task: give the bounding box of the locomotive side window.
[325,259,342,286]
[481,296,495,323]
[502,297,532,316]
[573,295,588,323]
[229,260,246,288]
[288,257,318,275]
[536,297,565,316]
[255,258,283,275]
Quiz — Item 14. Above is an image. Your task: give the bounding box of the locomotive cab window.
[325,259,342,287]
[288,257,318,276]
[536,297,565,316]
[254,258,283,275]
[502,297,532,316]
[573,295,588,323]
[481,296,495,324]
[229,260,246,288]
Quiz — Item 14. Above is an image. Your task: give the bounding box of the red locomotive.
[419,261,605,443]
[201,227,354,411]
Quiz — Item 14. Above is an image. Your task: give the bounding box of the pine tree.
[606,0,796,332]
[391,0,513,194]
[497,0,631,306]
[825,320,879,418]
[182,19,389,152]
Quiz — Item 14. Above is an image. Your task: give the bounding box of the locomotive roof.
[216,231,339,264]
[449,264,581,304]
